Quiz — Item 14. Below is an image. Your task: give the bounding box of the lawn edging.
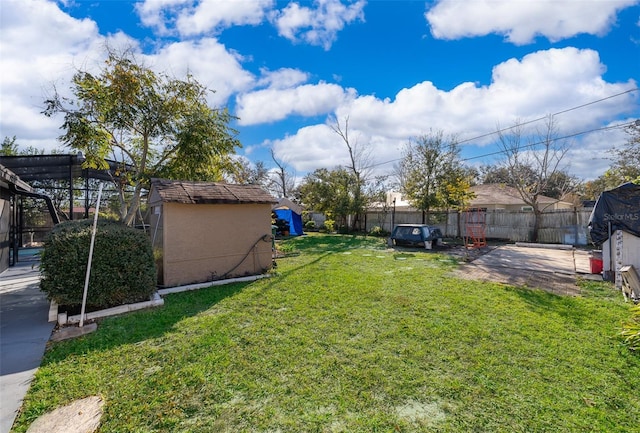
[157,274,272,296]
[53,292,165,325]
[50,274,273,326]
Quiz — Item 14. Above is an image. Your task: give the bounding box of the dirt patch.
[451,264,582,296]
[389,242,498,262]
[395,399,446,427]
[448,243,584,296]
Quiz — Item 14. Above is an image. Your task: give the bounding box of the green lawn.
[13,234,640,432]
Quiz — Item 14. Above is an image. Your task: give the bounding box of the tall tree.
[497,115,574,241]
[330,116,373,231]
[396,131,470,223]
[269,148,297,199]
[230,158,270,186]
[43,48,241,225]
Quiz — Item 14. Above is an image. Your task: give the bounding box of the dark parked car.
[390,224,443,250]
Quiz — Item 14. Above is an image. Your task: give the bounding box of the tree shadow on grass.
[41,281,250,364]
[505,285,594,327]
[44,235,382,360]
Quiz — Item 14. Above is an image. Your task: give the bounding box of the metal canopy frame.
[0,154,135,267]
[0,153,125,183]
[0,152,131,222]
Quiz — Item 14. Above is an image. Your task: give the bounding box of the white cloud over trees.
[0,0,637,180]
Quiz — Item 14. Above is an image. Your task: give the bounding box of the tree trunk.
[532,209,542,242]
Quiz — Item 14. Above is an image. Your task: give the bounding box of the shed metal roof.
[151,178,276,205]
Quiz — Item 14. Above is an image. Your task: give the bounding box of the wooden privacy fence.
[365,207,594,245]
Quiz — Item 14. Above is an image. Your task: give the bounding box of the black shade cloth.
[588,182,640,245]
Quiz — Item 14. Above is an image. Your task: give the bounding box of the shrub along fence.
[365,207,594,245]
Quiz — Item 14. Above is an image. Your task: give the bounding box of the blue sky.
[1,0,639,183]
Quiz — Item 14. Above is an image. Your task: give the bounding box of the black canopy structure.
[0,154,135,268]
[0,153,122,182]
[588,182,640,245]
[0,153,131,220]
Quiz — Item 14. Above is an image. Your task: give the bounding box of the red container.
[589,257,603,274]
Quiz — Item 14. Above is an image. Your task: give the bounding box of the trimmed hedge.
[40,220,156,309]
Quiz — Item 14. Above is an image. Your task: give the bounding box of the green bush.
[369,226,388,237]
[621,304,640,352]
[304,220,316,230]
[321,219,335,233]
[40,220,156,309]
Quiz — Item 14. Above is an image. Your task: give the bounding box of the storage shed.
[149,179,277,288]
[588,182,640,291]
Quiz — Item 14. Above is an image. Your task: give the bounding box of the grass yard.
[13,234,640,432]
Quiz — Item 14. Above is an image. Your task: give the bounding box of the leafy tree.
[330,116,372,231]
[497,115,576,241]
[583,123,640,199]
[1,136,19,155]
[43,48,240,225]
[230,158,270,186]
[396,131,470,223]
[611,121,640,183]
[479,163,580,200]
[299,167,355,230]
[298,117,383,232]
[478,164,535,186]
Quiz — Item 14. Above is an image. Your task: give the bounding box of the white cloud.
[263,47,637,180]
[135,0,189,35]
[136,0,274,36]
[236,82,356,124]
[425,0,638,44]
[146,38,255,106]
[0,0,126,151]
[256,68,309,89]
[0,0,257,152]
[270,124,346,172]
[136,0,365,47]
[270,0,366,50]
[269,120,405,175]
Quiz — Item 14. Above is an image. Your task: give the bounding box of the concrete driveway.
[452,243,596,296]
[1,260,54,433]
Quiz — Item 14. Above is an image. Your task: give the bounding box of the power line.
[364,119,635,170]
[364,87,639,170]
[456,87,639,145]
[461,120,637,162]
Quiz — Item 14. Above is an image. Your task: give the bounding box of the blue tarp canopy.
[273,198,304,236]
[274,209,303,236]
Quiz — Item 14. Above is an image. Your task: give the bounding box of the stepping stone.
[26,396,104,433]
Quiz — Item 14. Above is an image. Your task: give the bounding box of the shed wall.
[160,202,273,287]
[602,230,640,290]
